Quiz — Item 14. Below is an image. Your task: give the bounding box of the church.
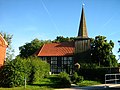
[36,6,91,74]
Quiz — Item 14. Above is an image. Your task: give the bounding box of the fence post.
[24,77,26,88]
[115,74,117,84]
[105,74,106,88]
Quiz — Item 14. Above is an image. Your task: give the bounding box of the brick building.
[0,34,8,67]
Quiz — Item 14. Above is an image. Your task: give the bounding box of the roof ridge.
[38,44,46,55]
[0,34,8,46]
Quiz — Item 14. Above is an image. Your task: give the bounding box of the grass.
[0,75,62,90]
[0,85,53,90]
[0,74,101,89]
[0,77,54,90]
[0,74,71,89]
[77,80,101,87]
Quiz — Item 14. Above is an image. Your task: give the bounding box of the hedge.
[78,67,119,83]
[0,56,50,87]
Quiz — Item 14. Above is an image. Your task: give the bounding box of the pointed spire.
[78,5,88,38]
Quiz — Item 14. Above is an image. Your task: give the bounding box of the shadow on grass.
[29,76,62,88]
[29,83,60,88]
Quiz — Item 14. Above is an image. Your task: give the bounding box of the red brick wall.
[0,45,6,67]
[0,35,7,67]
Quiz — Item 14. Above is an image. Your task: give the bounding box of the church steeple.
[78,5,88,38]
[74,5,91,64]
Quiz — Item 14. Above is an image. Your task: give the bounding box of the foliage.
[0,32,14,61]
[91,35,118,67]
[0,58,26,87]
[77,80,101,87]
[76,76,84,83]
[71,72,78,83]
[80,63,99,69]
[39,73,71,88]
[118,41,120,52]
[71,72,84,84]
[19,36,75,58]
[29,57,50,83]
[19,38,51,58]
[0,57,50,87]
[118,40,120,59]
[0,32,12,45]
[78,67,120,83]
[52,36,75,42]
[58,72,71,88]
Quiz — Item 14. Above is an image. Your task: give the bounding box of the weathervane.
[82,3,85,7]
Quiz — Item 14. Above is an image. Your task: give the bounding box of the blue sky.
[0,0,120,60]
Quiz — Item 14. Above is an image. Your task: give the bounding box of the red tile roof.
[36,42,75,56]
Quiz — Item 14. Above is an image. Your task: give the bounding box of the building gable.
[0,34,8,67]
[36,42,75,57]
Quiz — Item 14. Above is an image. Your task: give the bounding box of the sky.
[0,0,120,60]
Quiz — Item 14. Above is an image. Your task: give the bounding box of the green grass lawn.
[0,85,53,90]
[0,75,62,90]
[77,80,101,87]
[0,75,102,89]
[0,78,53,90]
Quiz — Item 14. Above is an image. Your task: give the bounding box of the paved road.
[55,84,120,90]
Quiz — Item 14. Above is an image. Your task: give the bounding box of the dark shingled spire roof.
[78,5,88,38]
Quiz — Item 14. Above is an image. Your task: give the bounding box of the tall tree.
[91,35,117,67]
[118,40,120,59]
[0,32,14,61]
[19,38,51,58]
[53,36,75,42]
[19,36,75,58]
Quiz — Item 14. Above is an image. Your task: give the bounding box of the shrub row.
[78,67,119,83]
[0,56,50,87]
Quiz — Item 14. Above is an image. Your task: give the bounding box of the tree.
[19,38,51,58]
[118,40,120,59]
[91,35,117,67]
[0,32,14,61]
[19,36,75,58]
[53,36,75,42]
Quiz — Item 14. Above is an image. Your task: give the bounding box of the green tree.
[91,35,117,67]
[19,38,51,58]
[53,36,75,42]
[0,32,14,61]
[118,40,120,59]
[19,36,75,58]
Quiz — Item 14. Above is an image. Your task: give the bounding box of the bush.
[78,67,120,83]
[71,72,84,84]
[80,63,99,69]
[71,72,78,83]
[28,57,50,84]
[0,56,50,87]
[76,76,84,83]
[0,58,26,87]
[58,72,71,88]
